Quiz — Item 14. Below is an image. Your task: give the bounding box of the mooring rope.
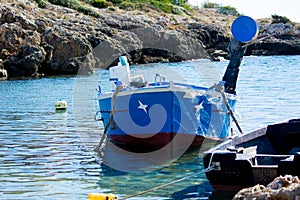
[219,88,243,134]
[95,86,122,152]
[120,166,216,200]
[211,83,243,134]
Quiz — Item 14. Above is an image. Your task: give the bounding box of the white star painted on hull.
[194,102,203,113]
[138,100,148,113]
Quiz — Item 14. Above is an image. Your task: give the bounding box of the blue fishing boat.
[95,16,257,152]
[96,56,237,152]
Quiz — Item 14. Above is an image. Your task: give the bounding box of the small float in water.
[55,100,67,111]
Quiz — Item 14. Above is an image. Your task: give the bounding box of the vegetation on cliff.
[34,0,192,16]
[202,1,239,16]
[0,0,300,79]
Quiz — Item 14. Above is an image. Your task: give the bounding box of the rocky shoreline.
[233,175,300,200]
[1,0,300,79]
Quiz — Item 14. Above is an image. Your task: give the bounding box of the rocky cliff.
[1,0,300,79]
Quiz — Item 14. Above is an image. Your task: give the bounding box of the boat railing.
[147,81,209,91]
[255,154,292,158]
[154,74,165,86]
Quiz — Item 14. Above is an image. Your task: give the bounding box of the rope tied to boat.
[119,166,217,200]
[95,85,123,152]
[210,82,243,135]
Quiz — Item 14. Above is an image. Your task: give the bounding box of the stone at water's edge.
[233,175,300,200]
[0,60,8,80]
[6,45,46,78]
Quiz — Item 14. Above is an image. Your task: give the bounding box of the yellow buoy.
[88,193,117,200]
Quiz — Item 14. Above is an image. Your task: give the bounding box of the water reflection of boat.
[100,136,218,172]
[203,119,300,191]
[98,148,214,198]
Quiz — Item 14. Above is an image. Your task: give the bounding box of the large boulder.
[158,29,208,60]
[41,25,94,75]
[130,26,209,63]
[61,54,95,75]
[4,45,46,78]
[188,23,230,60]
[261,22,296,36]
[0,23,41,56]
[248,35,300,56]
[92,30,143,68]
[0,5,38,31]
[246,22,300,55]
[188,23,229,49]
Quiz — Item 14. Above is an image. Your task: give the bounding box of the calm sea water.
[1,55,300,200]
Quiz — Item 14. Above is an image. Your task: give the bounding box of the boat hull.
[203,119,300,191]
[98,85,236,152]
[108,133,222,153]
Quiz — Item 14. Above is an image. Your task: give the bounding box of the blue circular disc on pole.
[231,16,259,43]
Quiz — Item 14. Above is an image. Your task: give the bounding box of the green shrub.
[108,6,116,11]
[48,0,80,9]
[49,0,191,15]
[219,6,239,16]
[271,14,291,24]
[48,0,101,17]
[150,1,173,13]
[91,0,108,8]
[110,0,123,4]
[77,5,101,17]
[134,2,146,10]
[202,1,220,8]
[180,1,192,11]
[119,1,135,10]
[107,1,113,7]
[34,0,47,8]
[113,0,190,14]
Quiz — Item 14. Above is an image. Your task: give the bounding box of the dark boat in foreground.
[203,119,300,190]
